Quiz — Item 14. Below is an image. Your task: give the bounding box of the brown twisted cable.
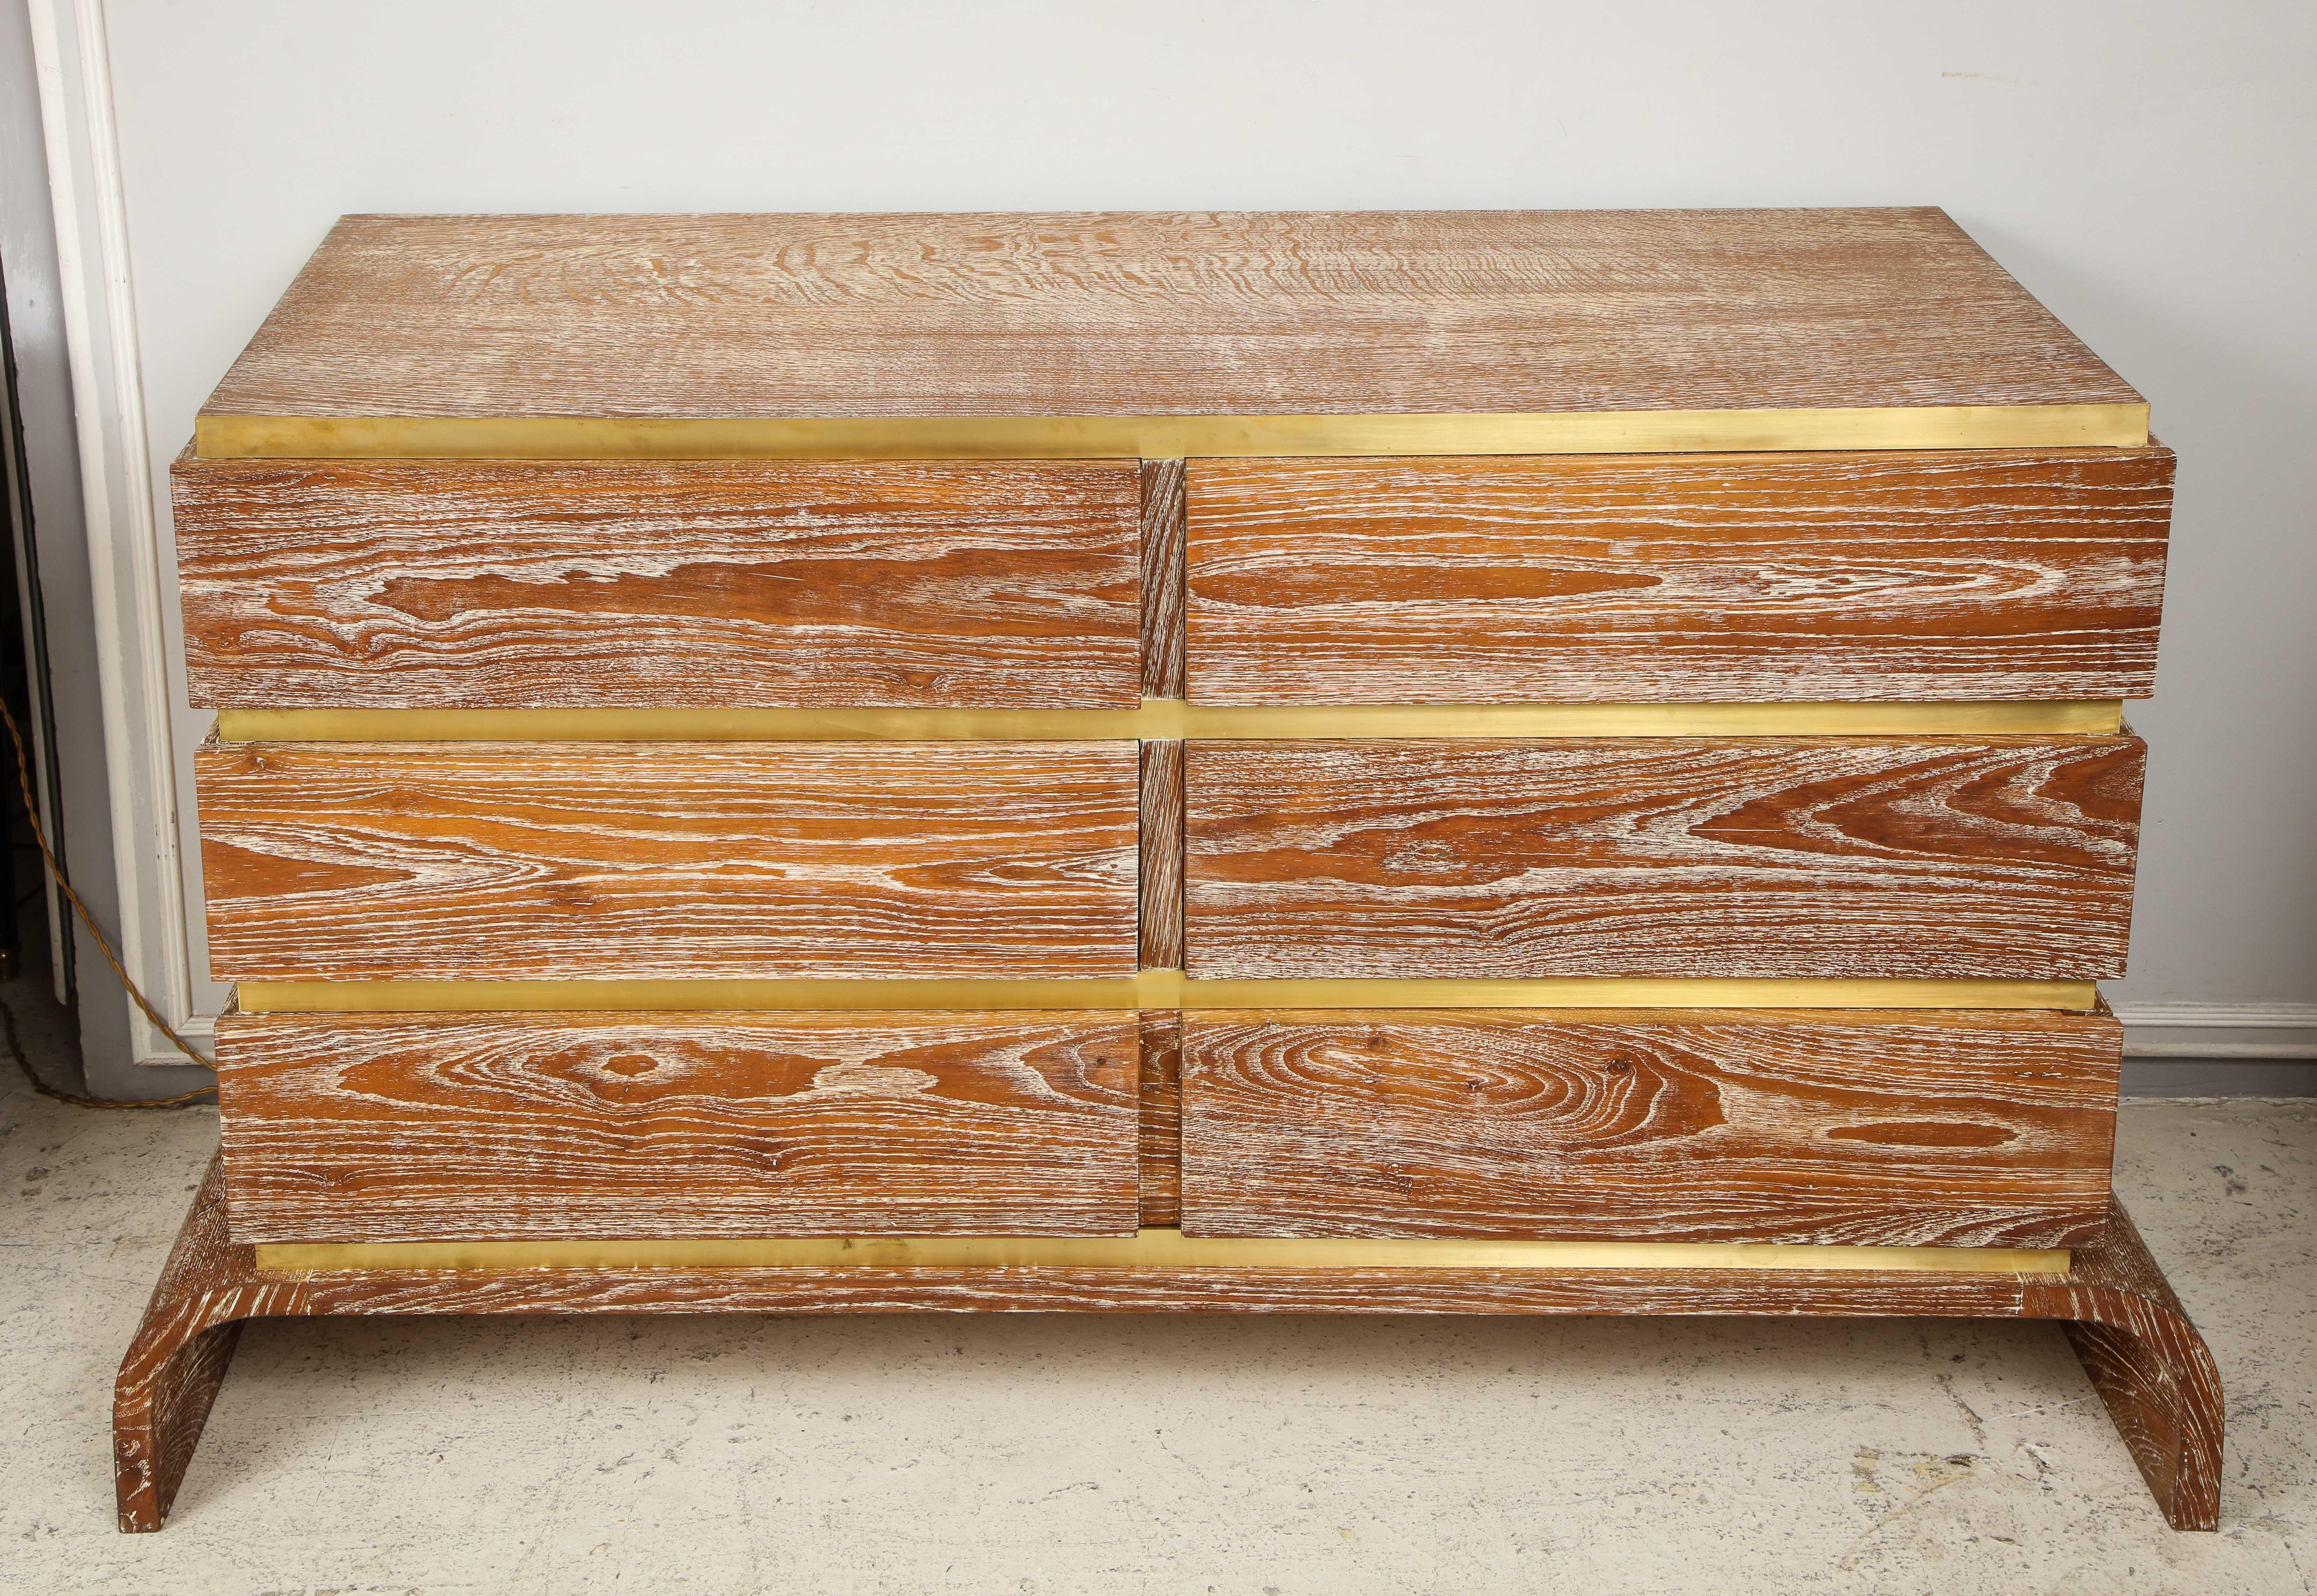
[0,693,215,1108]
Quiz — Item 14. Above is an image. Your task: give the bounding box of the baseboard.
[2113,1001,2317,1059]
[2123,1060,2317,1098]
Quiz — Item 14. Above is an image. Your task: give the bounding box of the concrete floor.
[2,1004,2311,1594]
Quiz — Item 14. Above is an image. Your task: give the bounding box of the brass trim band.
[252,1228,2072,1276]
[194,404,2150,460]
[214,698,2128,744]
[233,973,2102,1014]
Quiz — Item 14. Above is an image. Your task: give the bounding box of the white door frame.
[27,0,208,1063]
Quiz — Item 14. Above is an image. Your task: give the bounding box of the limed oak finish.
[197,210,2140,428]
[138,207,2215,1533]
[1179,1008,2121,1247]
[213,1010,1143,1241]
[174,455,1144,709]
[118,1156,2220,1532]
[194,738,1141,981]
[1138,1010,1184,1227]
[1185,447,2174,704]
[1183,735,2144,980]
[1137,740,1186,970]
[1139,458,1189,698]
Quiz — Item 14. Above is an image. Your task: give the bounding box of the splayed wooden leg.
[113,1154,279,1532]
[2025,1198,2224,1530]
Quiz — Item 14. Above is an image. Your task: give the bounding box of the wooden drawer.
[1183,735,2142,980]
[194,739,1141,981]
[173,456,1144,709]
[1180,1007,2121,1247]
[1184,448,2172,704]
[214,1010,1142,1241]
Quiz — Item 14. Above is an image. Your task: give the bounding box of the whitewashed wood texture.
[173,455,1144,709]
[1184,447,2174,703]
[200,210,2140,421]
[1179,1008,2120,1247]
[1139,457,1188,697]
[194,739,1141,981]
[1138,739,1185,970]
[1183,736,2144,980]
[118,1157,2226,1530]
[214,1010,1142,1242]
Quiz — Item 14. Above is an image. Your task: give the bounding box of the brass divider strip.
[215,698,2126,744]
[233,973,2100,1014]
[253,1228,2072,1276]
[195,404,2149,460]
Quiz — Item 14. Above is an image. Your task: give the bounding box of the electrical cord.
[0,693,216,1108]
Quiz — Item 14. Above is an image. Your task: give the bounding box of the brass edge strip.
[195,405,2149,459]
[232,974,2102,1014]
[214,698,2128,743]
[251,1229,2072,1275]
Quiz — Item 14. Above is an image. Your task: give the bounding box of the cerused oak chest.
[116,208,2217,1532]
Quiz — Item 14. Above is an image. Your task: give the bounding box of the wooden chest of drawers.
[118,208,2222,1532]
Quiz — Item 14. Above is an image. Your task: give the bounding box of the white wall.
[56,0,2317,1063]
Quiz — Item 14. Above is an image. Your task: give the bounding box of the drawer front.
[1181,1008,2121,1247]
[215,1010,1142,1241]
[174,456,1144,709]
[1183,736,2142,980]
[1184,448,2172,704]
[196,739,1140,981]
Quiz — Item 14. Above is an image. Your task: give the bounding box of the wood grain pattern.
[112,1156,248,1534]
[213,1011,1142,1242]
[173,454,1142,710]
[200,211,2139,422]
[2026,1199,2226,1530]
[1138,1010,1183,1226]
[1183,736,2143,980]
[118,1156,2220,1530]
[1140,459,1187,698]
[1184,448,2174,704]
[194,739,1140,981]
[1138,739,1185,970]
[1180,1008,2121,1246]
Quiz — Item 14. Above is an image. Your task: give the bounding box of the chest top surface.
[199,208,2140,431]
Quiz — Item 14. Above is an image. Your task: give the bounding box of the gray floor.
[3,994,2311,1594]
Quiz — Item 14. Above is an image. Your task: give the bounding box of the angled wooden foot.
[2025,1197,2224,1531]
[113,1153,281,1532]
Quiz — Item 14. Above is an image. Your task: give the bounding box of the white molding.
[27,0,206,1066]
[2114,1002,2317,1059]
[2110,1002,2317,1028]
